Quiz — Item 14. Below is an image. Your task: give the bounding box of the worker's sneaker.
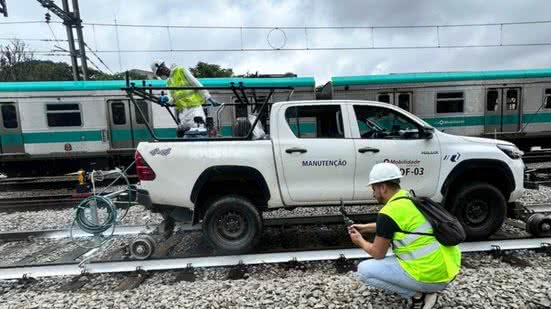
[409,293,438,309]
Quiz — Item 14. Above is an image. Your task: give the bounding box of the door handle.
[358,147,380,153]
[286,147,307,154]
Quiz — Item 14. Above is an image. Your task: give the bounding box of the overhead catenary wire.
[6,18,551,59]
[80,19,551,30]
[84,42,113,74]
[25,41,551,54]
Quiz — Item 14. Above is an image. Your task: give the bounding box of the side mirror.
[421,126,434,139]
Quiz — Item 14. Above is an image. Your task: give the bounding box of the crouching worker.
[348,163,461,309]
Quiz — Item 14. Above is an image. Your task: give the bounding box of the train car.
[331,68,551,151]
[0,77,315,176]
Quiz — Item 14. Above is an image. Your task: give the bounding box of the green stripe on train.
[2,111,551,145]
[23,130,103,144]
[332,68,551,86]
[422,113,543,128]
[0,77,315,92]
[1,133,24,145]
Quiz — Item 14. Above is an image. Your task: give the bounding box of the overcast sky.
[2,0,551,83]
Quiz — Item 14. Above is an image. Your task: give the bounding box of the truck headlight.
[497,144,524,159]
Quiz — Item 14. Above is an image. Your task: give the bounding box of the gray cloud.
[2,0,551,84]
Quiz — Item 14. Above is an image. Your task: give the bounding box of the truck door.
[274,103,356,204]
[484,88,521,134]
[108,99,153,149]
[348,104,441,201]
[0,102,25,154]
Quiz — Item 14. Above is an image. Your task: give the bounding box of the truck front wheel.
[203,195,262,254]
[449,182,507,240]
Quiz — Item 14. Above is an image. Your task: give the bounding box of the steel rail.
[0,237,549,280]
[523,151,551,163]
[0,175,138,192]
[0,225,155,242]
[0,213,380,242]
[0,194,82,210]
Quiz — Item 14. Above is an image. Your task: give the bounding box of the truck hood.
[460,136,501,145]
[439,132,514,146]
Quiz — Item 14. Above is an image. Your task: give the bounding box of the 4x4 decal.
[150,147,172,157]
[443,153,461,162]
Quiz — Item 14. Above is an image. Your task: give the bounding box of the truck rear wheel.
[203,195,262,254]
[449,182,507,240]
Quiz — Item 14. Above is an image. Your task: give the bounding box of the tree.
[189,61,233,78]
[0,39,34,81]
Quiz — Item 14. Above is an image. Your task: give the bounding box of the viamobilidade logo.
[150,147,172,157]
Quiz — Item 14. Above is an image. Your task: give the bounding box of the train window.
[436,92,464,113]
[134,100,149,124]
[111,102,126,125]
[506,89,518,111]
[398,94,410,111]
[1,104,18,129]
[46,103,82,127]
[377,94,391,103]
[544,89,551,109]
[487,90,499,111]
[285,105,344,139]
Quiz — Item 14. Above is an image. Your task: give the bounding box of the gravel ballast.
[1,183,551,308]
[0,251,550,309]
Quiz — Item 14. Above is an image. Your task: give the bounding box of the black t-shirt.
[376,213,400,239]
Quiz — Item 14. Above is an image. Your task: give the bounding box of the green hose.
[74,195,118,234]
[71,162,136,249]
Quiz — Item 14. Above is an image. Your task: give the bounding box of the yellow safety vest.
[166,67,204,111]
[379,190,461,283]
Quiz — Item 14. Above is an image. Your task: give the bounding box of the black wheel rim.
[463,199,490,226]
[216,211,247,241]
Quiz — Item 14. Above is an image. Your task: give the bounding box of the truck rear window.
[285,105,344,139]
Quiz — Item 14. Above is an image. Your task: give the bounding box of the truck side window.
[285,105,344,138]
[354,105,420,139]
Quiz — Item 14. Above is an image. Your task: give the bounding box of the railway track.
[1,209,550,281]
[0,193,87,211]
[523,150,551,163]
[0,235,549,281]
[0,174,138,192]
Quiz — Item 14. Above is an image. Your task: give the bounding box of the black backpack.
[394,196,466,246]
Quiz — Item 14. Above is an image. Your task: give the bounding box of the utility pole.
[0,0,7,17]
[37,0,88,80]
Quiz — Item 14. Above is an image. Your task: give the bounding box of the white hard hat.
[150,60,165,76]
[367,162,403,186]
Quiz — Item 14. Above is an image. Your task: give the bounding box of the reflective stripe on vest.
[396,241,440,261]
[392,221,433,248]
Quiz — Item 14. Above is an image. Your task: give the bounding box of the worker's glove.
[207,97,222,106]
[159,95,170,107]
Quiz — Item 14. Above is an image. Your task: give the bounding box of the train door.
[107,99,153,149]
[484,88,521,133]
[377,92,413,112]
[130,99,153,147]
[0,102,24,154]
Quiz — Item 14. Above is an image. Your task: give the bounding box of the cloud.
[3,0,551,84]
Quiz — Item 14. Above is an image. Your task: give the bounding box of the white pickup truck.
[136,100,525,253]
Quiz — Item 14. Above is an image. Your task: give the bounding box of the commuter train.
[0,78,315,176]
[2,68,551,176]
[329,68,551,151]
